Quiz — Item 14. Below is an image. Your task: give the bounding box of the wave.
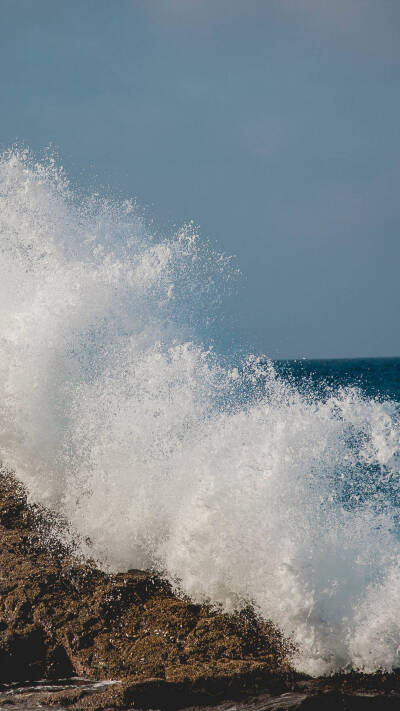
[1,148,400,676]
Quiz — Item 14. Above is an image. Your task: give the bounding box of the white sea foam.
[1,148,400,675]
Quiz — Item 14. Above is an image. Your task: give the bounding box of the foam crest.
[1,149,400,676]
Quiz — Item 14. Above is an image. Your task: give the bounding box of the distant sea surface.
[274,357,400,402]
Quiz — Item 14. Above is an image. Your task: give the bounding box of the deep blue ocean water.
[274,357,400,402]
[272,358,400,520]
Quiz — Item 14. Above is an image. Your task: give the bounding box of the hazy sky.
[1,0,400,359]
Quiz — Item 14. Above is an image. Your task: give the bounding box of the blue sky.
[1,0,400,358]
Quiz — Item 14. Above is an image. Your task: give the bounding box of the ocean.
[274,357,400,402]
[1,149,400,678]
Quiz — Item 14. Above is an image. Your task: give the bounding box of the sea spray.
[1,148,400,676]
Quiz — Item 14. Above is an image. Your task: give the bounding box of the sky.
[1,0,400,359]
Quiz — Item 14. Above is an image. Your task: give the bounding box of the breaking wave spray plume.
[1,148,400,677]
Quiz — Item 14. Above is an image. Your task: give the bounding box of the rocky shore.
[1,469,400,710]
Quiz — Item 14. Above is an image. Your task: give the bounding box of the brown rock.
[0,469,291,696]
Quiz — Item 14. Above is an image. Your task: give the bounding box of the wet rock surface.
[0,471,290,704]
[2,470,400,710]
[2,679,400,711]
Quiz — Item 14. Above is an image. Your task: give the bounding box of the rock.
[41,682,400,710]
[44,688,89,707]
[0,469,290,695]
[3,469,400,710]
